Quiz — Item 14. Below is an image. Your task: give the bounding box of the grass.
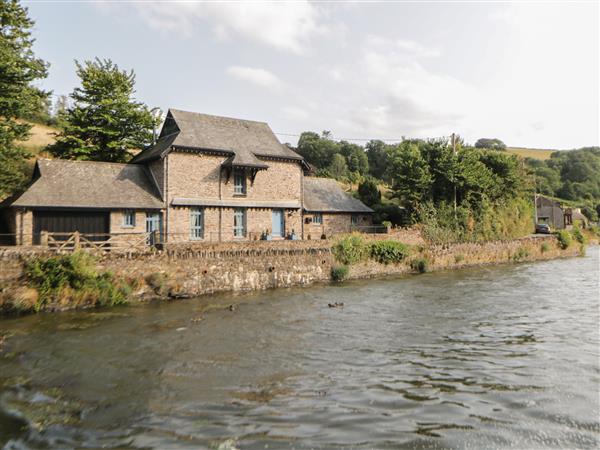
[3,252,132,313]
[506,147,555,161]
[16,121,58,157]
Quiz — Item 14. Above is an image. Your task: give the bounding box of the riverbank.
[0,231,594,315]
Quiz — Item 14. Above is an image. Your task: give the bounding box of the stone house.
[5,109,373,245]
[535,195,589,229]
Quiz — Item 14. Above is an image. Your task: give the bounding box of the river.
[0,247,598,449]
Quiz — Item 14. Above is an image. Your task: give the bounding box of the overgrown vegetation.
[512,247,529,262]
[556,230,572,250]
[410,257,429,274]
[541,242,550,253]
[8,252,132,313]
[331,265,349,282]
[332,234,368,265]
[369,240,410,264]
[571,227,587,245]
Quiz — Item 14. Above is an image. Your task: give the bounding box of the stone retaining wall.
[0,235,585,309]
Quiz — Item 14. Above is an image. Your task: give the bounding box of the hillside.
[506,147,555,160]
[17,121,58,157]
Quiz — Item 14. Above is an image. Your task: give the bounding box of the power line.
[273,132,405,142]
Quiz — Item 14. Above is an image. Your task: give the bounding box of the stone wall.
[0,235,586,312]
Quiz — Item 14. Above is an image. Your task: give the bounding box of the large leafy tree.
[365,140,391,180]
[296,131,340,169]
[48,58,158,162]
[0,0,49,198]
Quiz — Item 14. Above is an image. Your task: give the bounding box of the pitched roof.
[11,159,163,209]
[303,177,374,213]
[131,109,302,164]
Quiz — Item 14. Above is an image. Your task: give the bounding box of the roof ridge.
[169,108,269,126]
[40,158,134,168]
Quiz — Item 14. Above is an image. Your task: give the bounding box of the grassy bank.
[0,252,134,314]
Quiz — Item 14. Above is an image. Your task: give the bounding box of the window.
[233,169,246,195]
[234,208,246,238]
[351,214,359,226]
[190,208,204,240]
[313,213,323,225]
[123,210,135,227]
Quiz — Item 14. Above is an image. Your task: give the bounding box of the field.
[506,147,556,160]
[17,121,58,157]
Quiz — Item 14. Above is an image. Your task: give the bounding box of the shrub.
[332,234,367,265]
[454,254,465,263]
[556,230,572,250]
[571,227,587,245]
[410,257,429,273]
[541,242,550,253]
[146,272,169,295]
[512,247,529,261]
[369,240,410,264]
[331,265,349,282]
[23,252,130,311]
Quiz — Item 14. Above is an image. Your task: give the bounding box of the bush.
[541,242,550,253]
[556,230,572,249]
[369,240,410,264]
[332,234,367,265]
[512,247,529,261]
[571,227,587,245]
[24,252,130,311]
[410,257,429,273]
[331,265,349,281]
[454,254,465,263]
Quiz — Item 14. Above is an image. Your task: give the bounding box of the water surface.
[1,248,599,449]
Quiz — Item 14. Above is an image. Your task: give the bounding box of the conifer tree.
[0,0,49,198]
[48,58,158,162]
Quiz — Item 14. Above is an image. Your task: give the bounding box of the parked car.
[535,223,551,234]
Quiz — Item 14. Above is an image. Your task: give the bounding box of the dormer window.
[233,168,246,195]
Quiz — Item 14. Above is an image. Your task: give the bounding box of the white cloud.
[133,1,325,53]
[282,105,309,120]
[226,66,284,92]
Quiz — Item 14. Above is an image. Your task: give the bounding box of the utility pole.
[452,133,457,221]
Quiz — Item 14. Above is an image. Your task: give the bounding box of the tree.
[48,58,158,162]
[357,179,381,207]
[0,0,49,198]
[296,131,339,169]
[340,141,369,175]
[387,142,432,218]
[474,138,506,151]
[328,153,348,179]
[366,140,390,180]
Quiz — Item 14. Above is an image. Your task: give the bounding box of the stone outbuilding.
[303,177,374,238]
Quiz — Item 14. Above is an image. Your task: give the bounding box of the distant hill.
[506,147,555,160]
[17,121,58,157]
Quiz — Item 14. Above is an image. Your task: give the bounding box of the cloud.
[282,106,309,120]
[132,1,325,53]
[331,34,476,139]
[226,66,284,91]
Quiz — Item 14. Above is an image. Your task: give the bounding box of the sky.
[25,0,599,149]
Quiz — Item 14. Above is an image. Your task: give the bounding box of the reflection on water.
[1,247,599,449]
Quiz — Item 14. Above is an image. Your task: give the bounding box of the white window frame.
[313,213,323,225]
[190,208,204,240]
[122,210,136,228]
[233,168,246,195]
[233,208,247,238]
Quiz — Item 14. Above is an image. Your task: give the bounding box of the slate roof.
[11,159,163,209]
[303,177,374,213]
[131,109,302,165]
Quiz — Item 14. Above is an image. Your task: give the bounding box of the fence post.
[74,231,81,250]
[40,231,48,247]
